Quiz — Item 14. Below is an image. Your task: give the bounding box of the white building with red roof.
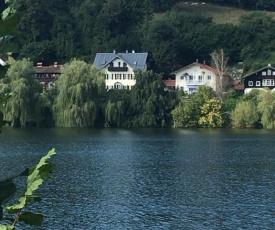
[170,61,219,94]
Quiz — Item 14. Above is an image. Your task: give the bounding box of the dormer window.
[123,62,127,67]
[118,62,121,67]
[110,62,113,67]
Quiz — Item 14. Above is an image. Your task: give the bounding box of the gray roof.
[93,52,148,71]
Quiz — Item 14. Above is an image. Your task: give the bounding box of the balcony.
[108,66,128,72]
[186,80,204,85]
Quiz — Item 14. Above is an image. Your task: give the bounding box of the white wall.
[104,58,141,90]
[175,65,217,94]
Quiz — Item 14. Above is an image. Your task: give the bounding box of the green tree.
[172,86,215,128]
[257,89,275,129]
[104,89,131,128]
[240,13,275,71]
[172,100,194,128]
[53,59,105,127]
[0,58,44,127]
[141,19,183,74]
[198,98,224,128]
[231,100,259,128]
[129,70,170,127]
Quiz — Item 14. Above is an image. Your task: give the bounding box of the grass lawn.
[172,2,275,24]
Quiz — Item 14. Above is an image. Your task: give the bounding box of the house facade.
[34,62,63,91]
[93,50,148,90]
[242,65,275,94]
[171,62,218,94]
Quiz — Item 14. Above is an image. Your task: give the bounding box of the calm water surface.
[0,128,275,230]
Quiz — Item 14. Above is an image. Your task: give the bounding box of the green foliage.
[222,89,242,112]
[0,58,44,127]
[231,100,259,128]
[53,59,105,127]
[257,89,275,129]
[199,98,224,128]
[141,19,183,74]
[240,13,275,70]
[104,89,131,127]
[172,100,195,128]
[1,0,19,20]
[172,86,215,128]
[0,149,56,229]
[130,71,171,127]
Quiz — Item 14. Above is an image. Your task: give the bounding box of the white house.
[93,50,148,90]
[171,61,218,94]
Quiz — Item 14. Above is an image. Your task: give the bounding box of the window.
[118,62,121,67]
[262,71,266,76]
[181,75,184,80]
[207,75,211,80]
[180,87,184,91]
[198,75,203,83]
[256,81,261,86]
[110,62,113,67]
[263,79,274,86]
[273,71,275,76]
[248,81,253,86]
[268,69,271,75]
[189,75,193,81]
[123,62,127,67]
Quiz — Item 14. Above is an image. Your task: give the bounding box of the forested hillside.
[1,0,275,74]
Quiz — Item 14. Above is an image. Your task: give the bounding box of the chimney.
[132,50,135,53]
[54,62,58,67]
[196,59,198,63]
[203,60,206,65]
[37,62,42,67]
[113,49,116,54]
[126,50,128,53]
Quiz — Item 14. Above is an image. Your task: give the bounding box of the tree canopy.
[0,58,43,127]
[53,59,105,127]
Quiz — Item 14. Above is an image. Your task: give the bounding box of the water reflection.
[0,128,275,229]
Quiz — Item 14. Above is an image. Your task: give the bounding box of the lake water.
[0,128,275,229]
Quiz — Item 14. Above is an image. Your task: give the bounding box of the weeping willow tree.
[104,89,131,127]
[257,89,275,129]
[231,100,259,128]
[53,59,105,127]
[0,58,43,127]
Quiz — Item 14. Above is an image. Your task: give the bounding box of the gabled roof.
[241,65,275,79]
[93,52,148,71]
[34,64,63,74]
[171,62,218,75]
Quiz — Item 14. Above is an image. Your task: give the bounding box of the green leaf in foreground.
[6,148,56,214]
[0,225,14,230]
